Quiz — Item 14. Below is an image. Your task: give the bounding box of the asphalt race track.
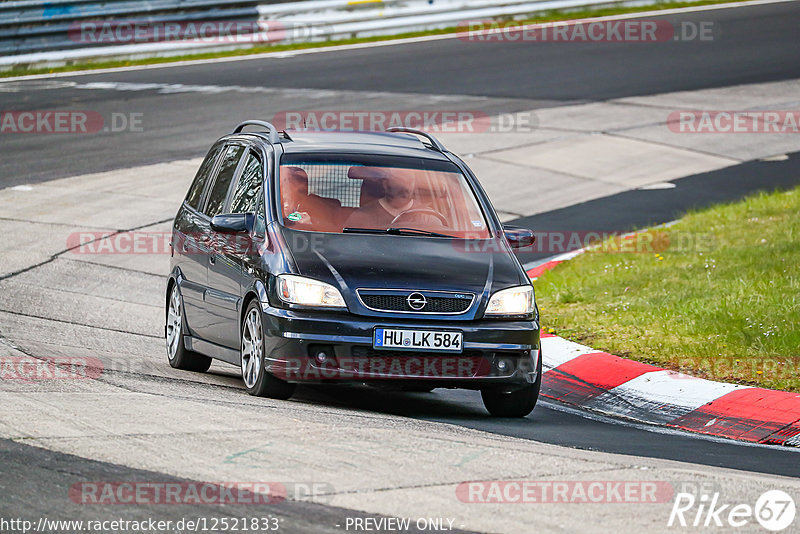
[3,0,800,184]
[2,1,800,531]
[0,438,458,534]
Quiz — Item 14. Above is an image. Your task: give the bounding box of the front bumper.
[259,304,540,389]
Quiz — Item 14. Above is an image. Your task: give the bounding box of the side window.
[204,145,245,217]
[186,144,222,210]
[229,151,263,214]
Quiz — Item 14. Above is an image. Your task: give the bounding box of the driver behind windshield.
[344,169,440,230]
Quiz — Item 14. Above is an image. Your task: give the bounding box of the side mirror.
[210,213,255,234]
[503,225,535,249]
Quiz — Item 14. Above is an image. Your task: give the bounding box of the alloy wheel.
[241,307,263,389]
[166,286,182,360]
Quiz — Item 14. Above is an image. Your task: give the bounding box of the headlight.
[485,285,534,317]
[276,274,346,308]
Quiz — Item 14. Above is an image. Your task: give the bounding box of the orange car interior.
[280,165,455,233]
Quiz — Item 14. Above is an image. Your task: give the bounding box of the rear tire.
[481,352,542,417]
[166,284,212,373]
[241,300,296,400]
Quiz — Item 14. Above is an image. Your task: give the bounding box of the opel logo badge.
[407,292,427,311]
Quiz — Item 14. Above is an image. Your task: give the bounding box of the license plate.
[373,328,463,353]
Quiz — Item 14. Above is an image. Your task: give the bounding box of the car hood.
[281,228,527,320]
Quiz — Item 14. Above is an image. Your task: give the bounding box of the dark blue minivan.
[166,121,541,417]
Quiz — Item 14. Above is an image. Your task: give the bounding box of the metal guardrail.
[269,0,640,40]
[0,0,268,56]
[0,0,677,68]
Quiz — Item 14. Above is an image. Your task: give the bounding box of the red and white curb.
[526,249,584,280]
[528,255,800,447]
[537,334,800,446]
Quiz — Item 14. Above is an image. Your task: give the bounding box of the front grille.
[358,291,474,313]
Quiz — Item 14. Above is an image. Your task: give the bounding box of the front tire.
[166,284,212,372]
[241,300,296,399]
[481,352,542,417]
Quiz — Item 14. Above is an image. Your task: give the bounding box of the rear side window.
[229,151,263,214]
[204,145,245,217]
[186,144,222,210]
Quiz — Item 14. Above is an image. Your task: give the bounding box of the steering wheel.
[390,208,448,227]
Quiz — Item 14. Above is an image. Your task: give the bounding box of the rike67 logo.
[669,489,796,531]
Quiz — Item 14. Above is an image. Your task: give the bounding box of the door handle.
[209,254,216,265]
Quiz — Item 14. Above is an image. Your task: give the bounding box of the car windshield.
[277,154,491,238]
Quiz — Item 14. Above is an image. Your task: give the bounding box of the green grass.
[536,186,800,391]
[2,0,748,78]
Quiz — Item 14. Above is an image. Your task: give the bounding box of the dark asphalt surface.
[32,1,800,98]
[294,385,800,478]
[0,438,474,533]
[2,1,800,184]
[0,1,798,513]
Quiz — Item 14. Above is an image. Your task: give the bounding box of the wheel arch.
[240,278,269,331]
[165,268,184,322]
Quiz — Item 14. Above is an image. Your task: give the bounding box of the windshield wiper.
[342,227,386,234]
[388,227,455,238]
[342,227,455,238]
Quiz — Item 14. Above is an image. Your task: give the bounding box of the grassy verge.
[2,0,748,78]
[536,186,800,392]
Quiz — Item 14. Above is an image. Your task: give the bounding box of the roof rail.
[232,120,281,144]
[386,127,447,153]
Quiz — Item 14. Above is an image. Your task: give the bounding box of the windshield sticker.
[288,212,303,222]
